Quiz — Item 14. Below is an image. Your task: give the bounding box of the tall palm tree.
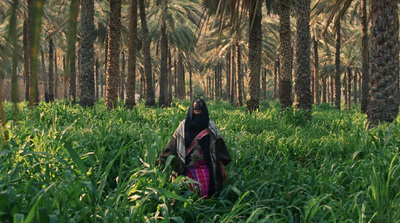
[313,36,319,104]
[66,0,80,103]
[367,0,399,124]
[48,34,54,102]
[125,0,137,109]
[334,19,341,110]
[294,0,312,118]
[246,0,262,113]
[159,0,168,107]
[279,0,293,110]
[236,39,243,107]
[360,0,369,113]
[139,0,155,107]
[80,0,95,107]
[29,0,45,107]
[23,16,29,101]
[105,0,121,109]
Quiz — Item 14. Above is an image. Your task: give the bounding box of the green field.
[1,100,400,222]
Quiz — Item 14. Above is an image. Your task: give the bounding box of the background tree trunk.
[139,0,155,107]
[361,0,369,113]
[159,16,168,107]
[313,37,319,105]
[294,0,311,118]
[48,34,54,102]
[236,40,243,107]
[125,0,137,108]
[246,0,262,113]
[120,51,126,101]
[279,0,293,110]
[367,0,399,124]
[23,18,30,101]
[80,0,95,107]
[230,45,235,105]
[334,19,341,110]
[105,0,121,109]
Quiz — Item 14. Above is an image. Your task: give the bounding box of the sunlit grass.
[1,99,400,222]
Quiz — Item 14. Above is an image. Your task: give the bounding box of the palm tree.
[236,39,243,107]
[313,36,319,104]
[279,0,293,110]
[294,0,312,118]
[48,34,54,102]
[80,0,95,107]
[66,0,80,103]
[139,0,155,107]
[360,0,369,113]
[29,0,45,107]
[334,19,341,110]
[159,1,168,107]
[367,0,399,124]
[125,0,137,109]
[105,0,121,109]
[246,0,262,113]
[23,16,30,101]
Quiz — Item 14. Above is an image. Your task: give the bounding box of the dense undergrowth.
[1,99,400,222]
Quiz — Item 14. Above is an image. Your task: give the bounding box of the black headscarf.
[184,97,210,148]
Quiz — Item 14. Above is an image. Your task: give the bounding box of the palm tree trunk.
[189,68,193,100]
[69,44,77,102]
[177,53,185,99]
[125,0,137,108]
[294,0,311,118]
[10,0,19,121]
[103,30,108,98]
[226,51,231,102]
[139,0,155,107]
[66,0,80,103]
[262,69,266,100]
[279,0,293,110]
[322,73,327,103]
[54,48,58,100]
[167,47,172,106]
[95,58,99,101]
[353,71,357,104]
[246,0,262,113]
[48,34,54,102]
[159,16,168,107]
[174,60,177,99]
[105,0,121,109]
[41,50,48,102]
[313,37,319,104]
[29,0,44,107]
[230,45,235,105]
[273,57,279,100]
[120,51,126,101]
[360,0,369,113]
[23,18,30,101]
[347,67,351,110]
[334,19,341,110]
[367,0,399,124]
[344,73,347,106]
[236,40,243,107]
[63,55,67,99]
[80,0,95,107]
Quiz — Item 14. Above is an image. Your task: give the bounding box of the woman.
[160,98,232,198]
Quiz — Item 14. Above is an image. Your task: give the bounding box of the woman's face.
[193,101,202,115]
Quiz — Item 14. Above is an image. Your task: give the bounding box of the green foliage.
[1,100,400,222]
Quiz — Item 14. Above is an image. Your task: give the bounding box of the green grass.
[1,99,400,222]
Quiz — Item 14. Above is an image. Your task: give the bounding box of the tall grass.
[1,100,400,222]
